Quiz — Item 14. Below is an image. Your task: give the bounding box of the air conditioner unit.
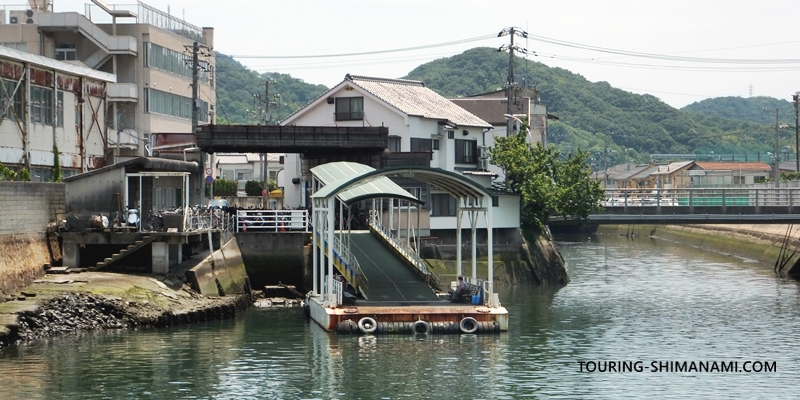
[9,10,36,24]
[479,146,489,159]
[478,159,488,171]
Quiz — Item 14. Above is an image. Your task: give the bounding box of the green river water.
[1,233,798,399]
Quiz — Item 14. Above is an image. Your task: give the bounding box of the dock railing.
[236,209,308,232]
[369,218,441,291]
[315,229,369,300]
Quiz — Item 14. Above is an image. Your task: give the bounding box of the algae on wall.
[424,227,569,287]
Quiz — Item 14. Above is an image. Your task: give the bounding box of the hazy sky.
[52,0,800,108]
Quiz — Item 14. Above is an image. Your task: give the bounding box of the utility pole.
[794,92,800,173]
[603,135,608,189]
[498,27,529,136]
[185,41,213,204]
[775,108,780,188]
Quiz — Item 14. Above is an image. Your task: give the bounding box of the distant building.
[0,0,216,162]
[688,162,772,186]
[450,88,554,181]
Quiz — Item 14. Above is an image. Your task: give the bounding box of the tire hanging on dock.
[358,317,378,334]
[459,317,479,334]
[411,320,431,334]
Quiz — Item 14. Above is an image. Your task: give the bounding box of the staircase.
[89,235,155,271]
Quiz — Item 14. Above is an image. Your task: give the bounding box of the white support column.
[406,200,411,245]
[327,198,335,304]
[151,242,168,274]
[456,198,463,279]
[471,205,478,281]
[486,196,493,289]
[312,204,318,295]
[416,203,421,257]
[389,198,394,233]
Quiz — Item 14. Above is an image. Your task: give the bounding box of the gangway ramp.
[349,231,439,302]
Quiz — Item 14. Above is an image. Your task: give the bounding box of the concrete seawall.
[235,232,309,290]
[186,238,251,297]
[0,182,65,300]
[597,224,800,275]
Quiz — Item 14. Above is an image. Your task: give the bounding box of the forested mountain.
[404,47,780,165]
[681,96,795,125]
[214,53,327,124]
[215,47,787,166]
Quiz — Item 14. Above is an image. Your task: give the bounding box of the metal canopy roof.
[311,162,420,205]
[311,162,492,205]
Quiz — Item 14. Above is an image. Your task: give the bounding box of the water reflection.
[1,234,799,398]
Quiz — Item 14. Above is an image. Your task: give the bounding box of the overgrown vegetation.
[205,178,237,197]
[51,145,62,183]
[490,118,604,229]
[0,162,30,181]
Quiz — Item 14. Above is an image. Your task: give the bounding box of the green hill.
[404,47,781,165]
[215,48,788,166]
[215,53,328,124]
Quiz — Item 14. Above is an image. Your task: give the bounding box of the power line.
[230,34,495,59]
[529,34,800,64]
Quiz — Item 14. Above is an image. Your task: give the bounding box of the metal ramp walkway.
[349,231,439,302]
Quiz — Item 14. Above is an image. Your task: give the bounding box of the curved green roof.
[310,162,492,205]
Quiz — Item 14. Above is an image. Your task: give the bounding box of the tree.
[490,118,604,229]
[244,180,263,196]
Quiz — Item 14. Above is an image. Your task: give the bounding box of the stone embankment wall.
[424,227,569,286]
[0,182,65,299]
[597,224,800,275]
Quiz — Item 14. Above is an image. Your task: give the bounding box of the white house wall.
[429,194,519,230]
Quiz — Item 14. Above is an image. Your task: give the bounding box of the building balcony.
[107,83,138,102]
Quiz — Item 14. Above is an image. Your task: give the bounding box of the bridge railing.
[603,188,800,207]
[236,209,308,232]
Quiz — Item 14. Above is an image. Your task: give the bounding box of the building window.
[144,88,209,121]
[30,86,54,125]
[144,42,209,82]
[388,136,401,152]
[492,196,499,207]
[405,187,421,199]
[432,139,439,150]
[410,138,432,152]
[455,139,477,164]
[55,44,76,61]
[2,42,26,51]
[1,79,23,121]
[431,194,456,217]
[335,97,363,121]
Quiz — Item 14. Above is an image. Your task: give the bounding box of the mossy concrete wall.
[597,224,800,275]
[186,238,250,296]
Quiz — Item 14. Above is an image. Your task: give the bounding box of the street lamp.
[503,114,534,144]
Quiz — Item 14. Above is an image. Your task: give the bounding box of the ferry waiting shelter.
[306,162,507,334]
